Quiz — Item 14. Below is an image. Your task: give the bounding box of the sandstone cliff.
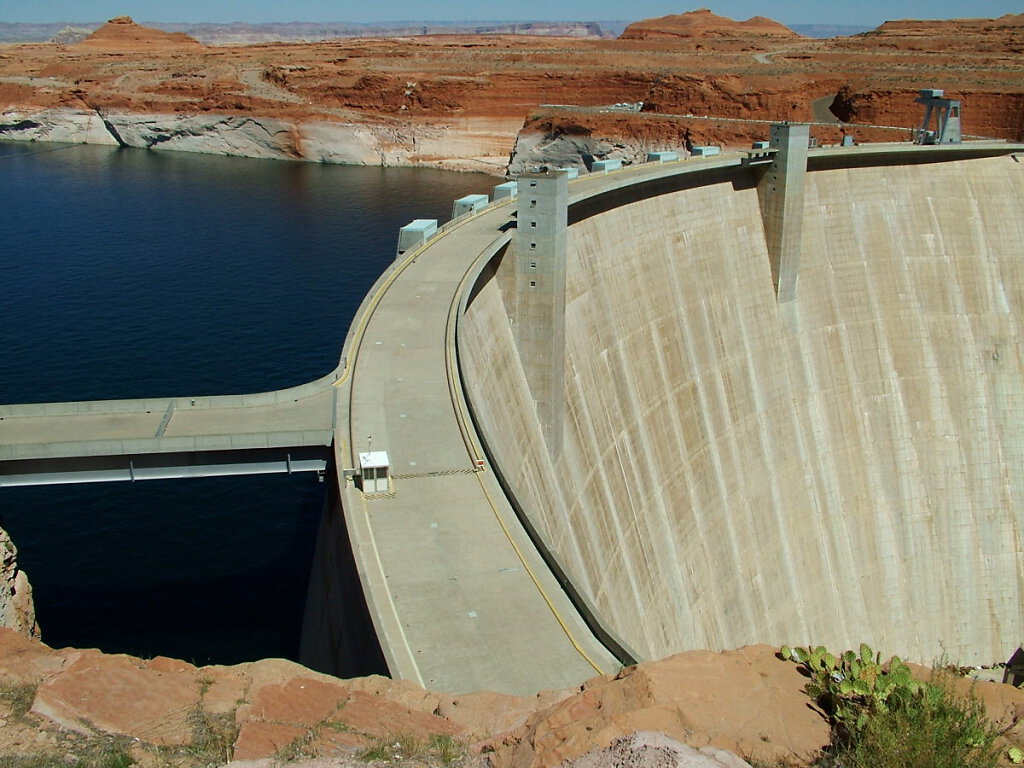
[838,12,1024,52]
[0,530,37,639]
[1,14,1021,173]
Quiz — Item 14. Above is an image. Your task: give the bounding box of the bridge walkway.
[335,201,620,694]
[0,379,336,485]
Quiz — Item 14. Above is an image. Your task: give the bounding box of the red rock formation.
[3,631,1024,768]
[73,16,203,50]
[843,13,1024,52]
[0,529,37,639]
[620,9,800,40]
[0,14,1021,175]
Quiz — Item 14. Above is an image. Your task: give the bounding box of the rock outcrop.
[0,530,37,639]
[72,16,202,50]
[1,12,1021,172]
[564,733,753,768]
[0,634,833,766]
[3,632,1024,767]
[620,9,800,40]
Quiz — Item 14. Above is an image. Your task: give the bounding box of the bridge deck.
[0,381,336,484]
[334,201,619,694]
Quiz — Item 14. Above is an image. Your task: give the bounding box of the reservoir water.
[0,141,491,665]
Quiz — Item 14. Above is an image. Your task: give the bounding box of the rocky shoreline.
[0,528,36,639]
[0,107,516,175]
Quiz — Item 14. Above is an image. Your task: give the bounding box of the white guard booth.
[359,451,391,494]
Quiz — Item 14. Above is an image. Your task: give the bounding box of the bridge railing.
[0,367,340,419]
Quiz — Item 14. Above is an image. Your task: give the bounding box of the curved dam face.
[459,153,1024,665]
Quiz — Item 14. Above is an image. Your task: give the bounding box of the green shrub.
[832,677,999,768]
[780,644,1000,768]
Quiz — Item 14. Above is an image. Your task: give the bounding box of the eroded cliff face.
[0,529,38,639]
[1,13,1021,173]
[0,107,514,173]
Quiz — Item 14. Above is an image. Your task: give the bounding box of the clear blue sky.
[3,0,1021,27]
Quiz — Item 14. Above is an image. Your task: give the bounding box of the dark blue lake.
[0,141,491,665]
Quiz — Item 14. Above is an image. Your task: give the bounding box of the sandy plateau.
[1,11,1022,173]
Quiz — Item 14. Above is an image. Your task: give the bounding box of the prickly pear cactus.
[778,643,923,738]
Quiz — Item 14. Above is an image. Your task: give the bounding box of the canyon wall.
[459,153,1024,665]
[3,13,1021,176]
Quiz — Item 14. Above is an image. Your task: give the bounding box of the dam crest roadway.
[2,131,1023,695]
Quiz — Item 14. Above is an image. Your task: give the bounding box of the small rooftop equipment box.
[592,159,623,173]
[647,151,678,163]
[396,219,438,257]
[690,145,721,157]
[452,193,489,218]
[492,181,518,200]
[555,167,580,179]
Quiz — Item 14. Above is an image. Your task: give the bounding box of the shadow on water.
[1,473,326,666]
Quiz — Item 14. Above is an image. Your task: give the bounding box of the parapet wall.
[460,153,1024,664]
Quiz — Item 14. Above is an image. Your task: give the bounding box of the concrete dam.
[4,128,1024,694]
[458,140,1024,670]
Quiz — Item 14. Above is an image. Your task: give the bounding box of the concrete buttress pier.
[514,171,569,456]
[758,123,809,302]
